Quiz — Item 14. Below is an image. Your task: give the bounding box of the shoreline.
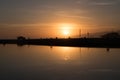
[0,38,120,48]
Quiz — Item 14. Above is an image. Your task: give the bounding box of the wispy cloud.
[91,2,117,6]
[60,14,91,19]
[0,23,56,27]
[75,0,82,4]
[75,0,119,6]
[54,10,91,19]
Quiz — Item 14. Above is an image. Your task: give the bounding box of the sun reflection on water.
[52,47,80,61]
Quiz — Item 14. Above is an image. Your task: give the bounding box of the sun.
[58,23,73,36]
[63,30,69,35]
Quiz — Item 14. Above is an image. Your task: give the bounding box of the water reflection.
[2,43,113,53]
[60,47,73,61]
[51,47,81,61]
[0,45,120,80]
[106,48,110,52]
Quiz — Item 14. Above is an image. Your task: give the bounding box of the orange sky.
[0,0,119,38]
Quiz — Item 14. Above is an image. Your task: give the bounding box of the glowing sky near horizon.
[0,0,120,38]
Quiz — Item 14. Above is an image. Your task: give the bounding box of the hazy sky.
[0,0,120,38]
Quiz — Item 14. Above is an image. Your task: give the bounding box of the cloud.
[55,13,91,19]
[54,10,91,19]
[0,23,55,27]
[75,0,119,6]
[75,0,82,4]
[91,2,117,6]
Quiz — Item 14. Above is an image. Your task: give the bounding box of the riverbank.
[0,38,120,48]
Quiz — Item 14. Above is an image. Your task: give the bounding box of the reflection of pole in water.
[3,43,6,46]
[50,46,53,50]
[106,48,110,52]
[79,47,82,59]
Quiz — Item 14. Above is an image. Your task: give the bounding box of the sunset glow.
[0,0,119,38]
[58,23,75,37]
[0,0,120,80]
[63,30,69,35]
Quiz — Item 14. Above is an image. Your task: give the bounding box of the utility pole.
[79,29,81,38]
[87,32,90,38]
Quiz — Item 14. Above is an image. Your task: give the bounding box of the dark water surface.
[0,44,120,80]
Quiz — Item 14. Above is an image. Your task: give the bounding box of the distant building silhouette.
[101,32,120,39]
[17,36,26,46]
[17,36,26,41]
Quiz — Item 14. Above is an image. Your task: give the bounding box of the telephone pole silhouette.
[79,29,81,38]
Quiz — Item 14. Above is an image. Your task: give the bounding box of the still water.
[0,44,120,80]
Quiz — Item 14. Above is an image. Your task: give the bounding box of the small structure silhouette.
[17,36,26,41]
[101,32,120,39]
[17,36,26,46]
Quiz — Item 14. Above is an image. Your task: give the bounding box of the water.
[0,44,120,80]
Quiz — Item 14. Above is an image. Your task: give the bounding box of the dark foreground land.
[0,38,120,48]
